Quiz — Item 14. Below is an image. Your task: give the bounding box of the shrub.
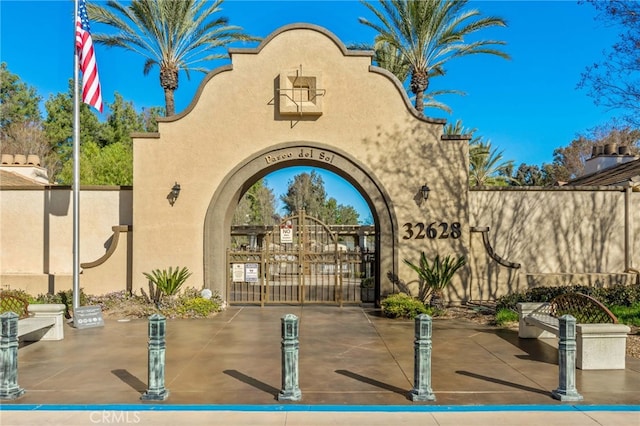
[143,266,192,303]
[496,284,640,311]
[381,293,430,319]
[494,308,519,326]
[159,287,223,318]
[595,284,640,307]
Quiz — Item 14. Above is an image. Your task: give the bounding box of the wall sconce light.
[420,184,431,201]
[167,182,181,206]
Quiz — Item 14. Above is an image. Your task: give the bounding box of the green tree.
[281,171,360,225]
[281,171,328,219]
[359,0,509,113]
[102,92,145,146]
[43,81,104,181]
[57,140,132,185]
[233,179,277,225]
[0,64,55,180]
[324,198,360,225]
[509,163,551,187]
[0,63,41,133]
[47,90,160,185]
[87,0,257,116]
[139,106,164,132]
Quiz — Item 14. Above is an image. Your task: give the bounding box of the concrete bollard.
[278,314,302,401]
[409,314,436,401]
[551,315,583,401]
[0,312,25,400]
[141,313,169,401]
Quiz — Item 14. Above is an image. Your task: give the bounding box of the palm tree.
[351,40,461,112]
[443,118,475,137]
[359,0,509,113]
[87,0,257,116]
[469,140,514,187]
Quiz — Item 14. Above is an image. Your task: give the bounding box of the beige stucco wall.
[132,25,469,302]
[0,186,132,295]
[468,187,639,300]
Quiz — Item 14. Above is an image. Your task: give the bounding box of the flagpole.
[73,0,81,318]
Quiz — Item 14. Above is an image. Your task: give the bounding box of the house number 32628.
[402,222,462,240]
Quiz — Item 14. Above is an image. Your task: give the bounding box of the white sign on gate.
[245,263,259,282]
[232,263,245,282]
[280,220,293,243]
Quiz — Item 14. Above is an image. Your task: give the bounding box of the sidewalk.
[1,306,639,424]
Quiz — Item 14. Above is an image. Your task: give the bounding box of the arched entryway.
[204,142,398,305]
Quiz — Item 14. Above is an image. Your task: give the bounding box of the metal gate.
[227,211,369,306]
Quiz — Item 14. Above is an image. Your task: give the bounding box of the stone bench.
[517,293,630,370]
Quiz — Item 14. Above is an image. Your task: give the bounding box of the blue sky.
[0,1,623,218]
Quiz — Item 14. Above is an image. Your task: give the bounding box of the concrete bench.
[19,304,66,341]
[0,293,65,341]
[518,293,630,370]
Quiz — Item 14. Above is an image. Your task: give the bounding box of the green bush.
[496,284,640,311]
[494,308,519,326]
[381,293,430,319]
[159,287,223,318]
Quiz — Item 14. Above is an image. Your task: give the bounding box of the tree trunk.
[164,88,175,117]
[429,290,446,311]
[160,66,179,116]
[414,90,424,113]
[409,69,429,113]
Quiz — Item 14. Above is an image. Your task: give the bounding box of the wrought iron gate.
[227,211,371,306]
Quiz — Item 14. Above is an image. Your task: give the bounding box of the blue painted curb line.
[1,404,638,412]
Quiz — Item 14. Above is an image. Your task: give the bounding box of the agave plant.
[403,253,466,310]
[143,266,192,303]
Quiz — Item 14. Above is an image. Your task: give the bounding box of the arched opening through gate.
[227,210,375,306]
[204,142,399,307]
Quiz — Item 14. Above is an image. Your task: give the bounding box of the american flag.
[76,0,102,112]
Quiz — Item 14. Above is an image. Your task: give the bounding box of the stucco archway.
[204,141,398,304]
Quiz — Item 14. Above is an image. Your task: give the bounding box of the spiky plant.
[143,266,192,303]
[404,252,466,309]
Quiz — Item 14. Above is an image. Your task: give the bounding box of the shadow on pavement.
[223,369,279,400]
[335,369,410,399]
[456,370,551,397]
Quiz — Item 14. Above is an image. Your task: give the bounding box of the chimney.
[583,144,638,175]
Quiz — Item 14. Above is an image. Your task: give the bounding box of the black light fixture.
[420,184,430,201]
[167,182,181,206]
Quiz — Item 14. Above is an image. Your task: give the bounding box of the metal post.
[72,0,81,315]
[409,314,436,401]
[141,313,169,400]
[278,314,302,401]
[0,312,25,400]
[552,315,583,401]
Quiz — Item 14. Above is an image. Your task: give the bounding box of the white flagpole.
[72,0,81,318]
